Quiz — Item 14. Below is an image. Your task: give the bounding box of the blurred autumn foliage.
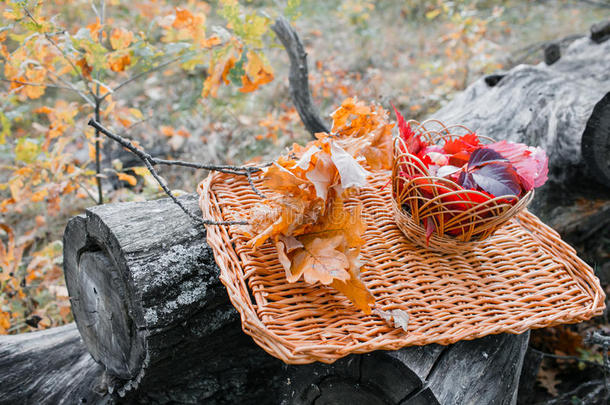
[0,0,287,334]
[0,0,604,358]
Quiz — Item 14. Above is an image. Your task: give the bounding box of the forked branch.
[88,119,269,226]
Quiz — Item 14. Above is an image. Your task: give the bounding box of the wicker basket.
[392,119,534,252]
[199,169,605,364]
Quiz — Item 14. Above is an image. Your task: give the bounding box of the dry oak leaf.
[244,134,375,313]
[239,51,274,93]
[331,97,395,170]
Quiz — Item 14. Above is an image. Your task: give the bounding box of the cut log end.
[64,214,146,382]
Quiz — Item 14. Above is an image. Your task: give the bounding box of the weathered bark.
[282,332,528,405]
[62,194,285,402]
[271,17,330,136]
[0,324,106,405]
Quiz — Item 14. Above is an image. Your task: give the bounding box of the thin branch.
[1,78,73,91]
[247,169,267,198]
[101,56,183,101]
[93,0,105,205]
[46,68,96,107]
[22,6,96,98]
[75,180,100,204]
[88,119,269,226]
[586,331,610,396]
[530,348,608,370]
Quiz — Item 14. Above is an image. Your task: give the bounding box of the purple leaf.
[458,171,477,190]
[470,163,521,196]
[467,148,507,170]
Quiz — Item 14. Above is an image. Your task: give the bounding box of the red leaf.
[487,141,549,190]
[443,133,480,155]
[392,104,424,155]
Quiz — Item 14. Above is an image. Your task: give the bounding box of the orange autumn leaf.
[202,50,237,98]
[87,18,103,41]
[172,8,195,29]
[24,68,46,99]
[108,53,131,72]
[332,97,395,170]
[117,172,137,186]
[245,128,375,313]
[331,278,375,315]
[76,58,92,80]
[110,28,134,50]
[239,51,274,93]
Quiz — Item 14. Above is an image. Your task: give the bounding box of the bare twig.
[101,56,183,101]
[530,347,608,371]
[22,6,96,99]
[87,119,272,226]
[271,17,329,137]
[247,169,266,198]
[1,78,73,91]
[93,0,105,205]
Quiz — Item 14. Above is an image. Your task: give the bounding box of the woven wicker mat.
[199,170,605,364]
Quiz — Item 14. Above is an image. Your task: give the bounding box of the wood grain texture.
[0,324,106,405]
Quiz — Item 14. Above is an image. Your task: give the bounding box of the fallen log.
[60,194,528,404]
[432,36,610,191]
[0,324,105,404]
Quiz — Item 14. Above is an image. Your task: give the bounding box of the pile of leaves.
[243,98,395,316]
[393,108,549,240]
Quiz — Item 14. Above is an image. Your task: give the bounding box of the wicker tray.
[198,170,605,364]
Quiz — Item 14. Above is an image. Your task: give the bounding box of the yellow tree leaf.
[110,28,134,50]
[239,51,274,93]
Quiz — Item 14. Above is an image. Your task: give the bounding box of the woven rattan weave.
[199,170,605,364]
[392,120,534,250]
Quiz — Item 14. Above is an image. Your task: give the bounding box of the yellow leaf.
[30,188,48,203]
[117,172,137,186]
[129,108,143,120]
[24,68,46,99]
[425,9,441,20]
[239,51,274,93]
[131,167,149,177]
[15,139,40,163]
[110,28,134,50]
